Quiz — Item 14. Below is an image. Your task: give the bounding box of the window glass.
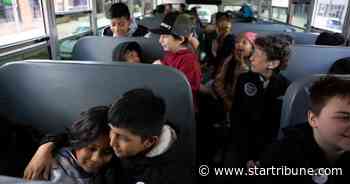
[272,7,288,22]
[188,4,218,24]
[260,1,270,19]
[311,0,349,33]
[97,0,113,28]
[290,2,310,28]
[54,0,91,13]
[56,14,91,59]
[56,14,91,39]
[143,0,155,16]
[224,6,241,12]
[271,0,289,22]
[121,0,143,18]
[272,0,289,8]
[0,0,46,47]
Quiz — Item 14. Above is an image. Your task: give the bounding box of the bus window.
[223,6,241,12]
[97,0,113,28]
[311,0,349,33]
[290,2,310,29]
[56,14,91,39]
[0,0,46,47]
[272,0,289,23]
[54,0,91,13]
[259,1,270,19]
[143,0,154,16]
[188,4,218,24]
[121,0,143,19]
[54,0,93,59]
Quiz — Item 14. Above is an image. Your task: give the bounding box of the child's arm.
[23,142,56,180]
[23,133,67,180]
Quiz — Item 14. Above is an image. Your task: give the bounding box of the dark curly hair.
[67,106,110,149]
[310,76,350,116]
[108,88,166,137]
[315,32,345,46]
[255,35,292,72]
[108,2,130,19]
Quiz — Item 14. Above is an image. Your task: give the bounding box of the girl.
[49,106,113,184]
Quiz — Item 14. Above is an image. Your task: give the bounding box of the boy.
[24,89,192,184]
[152,12,202,110]
[230,35,291,166]
[115,41,143,63]
[259,76,350,183]
[103,3,148,38]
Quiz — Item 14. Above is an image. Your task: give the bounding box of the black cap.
[151,12,194,37]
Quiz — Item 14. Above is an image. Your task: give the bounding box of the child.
[152,12,202,110]
[197,32,256,165]
[259,76,350,183]
[212,31,257,113]
[230,35,291,167]
[115,41,143,64]
[50,106,113,184]
[211,12,235,76]
[198,31,256,130]
[103,3,148,38]
[24,89,191,184]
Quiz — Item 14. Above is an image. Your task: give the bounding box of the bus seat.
[284,45,350,81]
[291,32,319,45]
[279,74,350,139]
[139,15,163,30]
[231,23,296,35]
[0,60,195,167]
[72,36,164,63]
[239,31,318,45]
[0,175,54,183]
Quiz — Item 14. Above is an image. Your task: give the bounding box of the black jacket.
[98,136,193,184]
[259,123,350,184]
[230,72,290,163]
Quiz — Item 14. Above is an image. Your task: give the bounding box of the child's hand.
[23,142,56,180]
[153,60,162,65]
[188,33,199,50]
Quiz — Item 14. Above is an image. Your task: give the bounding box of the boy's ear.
[179,36,186,43]
[308,110,318,128]
[143,136,159,149]
[267,60,280,70]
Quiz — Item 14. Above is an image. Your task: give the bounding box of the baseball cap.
[151,12,195,38]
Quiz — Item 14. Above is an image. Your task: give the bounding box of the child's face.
[109,126,156,158]
[159,34,183,52]
[111,17,131,37]
[250,45,280,78]
[250,46,270,74]
[74,134,113,173]
[217,20,231,35]
[124,50,141,64]
[309,97,350,152]
[234,37,254,59]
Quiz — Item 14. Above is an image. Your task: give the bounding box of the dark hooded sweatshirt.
[97,124,194,184]
[259,123,350,184]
